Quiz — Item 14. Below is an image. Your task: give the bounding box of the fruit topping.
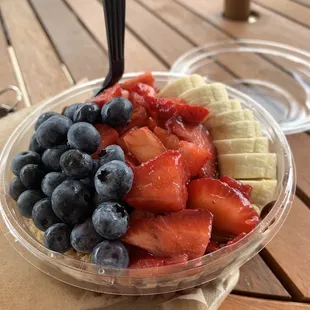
[12,151,42,176]
[9,177,27,201]
[220,176,253,199]
[29,134,45,154]
[72,102,100,124]
[153,127,180,150]
[20,164,45,190]
[44,223,71,253]
[120,72,155,90]
[34,111,59,130]
[17,189,45,218]
[63,103,82,120]
[90,83,122,107]
[41,172,67,197]
[98,145,125,166]
[42,144,70,172]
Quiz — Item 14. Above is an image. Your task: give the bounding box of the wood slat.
[220,295,310,310]
[65,0,166,73]
[292,0,310,7]
[0,0,70,105]
[30,0,106,82]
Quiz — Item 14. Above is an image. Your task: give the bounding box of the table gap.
[231,290,290,301]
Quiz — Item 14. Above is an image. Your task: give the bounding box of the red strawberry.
[125,154,139,168]
[122,209,213,259]
[124,150,189,213]
[147,117,158,131]
[92,124,119,159]
[153,127,180,150]
[146,97,210,123]
[227,232,247,246]
[220,176,253,199]
[206,240,222,254]
[123,127,166,163]
[128,92,146,109]
[121,72,155,90]
[117,126,138,153]
[89,84,122,107]
[128,83,156,97]
[187,178,259,235]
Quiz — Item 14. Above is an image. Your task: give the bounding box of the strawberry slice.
[122,209,213,259]
[220,176,253,199]
[121,72,155,90]
[147,117,158,131]
[187,178,259,235]
[124,150,189,213]
[227,232,247,246]
[128,83,156,97]
[206,240,222,254]
[146,96,210,123]
[128,92,146,109]
[153,127,180,150]
[123,127,166,163]
[90,84,122,107]
[92,124,119,159]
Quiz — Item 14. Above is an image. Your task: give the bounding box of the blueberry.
[60,149,93,179]
[41,172,67,197]
[12,151,41,176]
[29,134,45,154]
[51,180,90,225]
[20,164,45,190]
[9,177,27,200]
[80,177,95,191]
[63,103,82,120]
[32,198,61,231]
[35,112,59,131]
[99,145,125,166]
[36,115,72,148]
[67,122,100,154]
[73,102,100,124]
[92,202,129,239]
[91,240,129,268]
[42,144,70,172]
[92,159,100,176]
[101,97,133,127]
[70,218,104,253]
[17,190,45,218]
[95,160,133,200]
[92,192,109,207]
[44,223,71,253]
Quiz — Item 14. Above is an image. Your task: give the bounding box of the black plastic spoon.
[94,0,126,97]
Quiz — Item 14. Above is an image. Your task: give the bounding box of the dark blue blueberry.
[20,164,45,189]
[35,112,59,131]
[70,218,104,253]
[63,103,82,120]
[99,145,125,166]
[91,240,129,268]
[42,144,70,172]
[12,151,41,176]
[92,159,100,176]
[92,202,129,239]
[95,160,133,200]
[36,115,72,148]
[92,192,109,207]
[67,122,100,154]
[41,172,67,197]
[17,190,45,218]
[60,149,93,179]
[73,102,100,124]
[101,97,133,127]
[9,177,27,200]
[44,223,71,253]
[29,134,45,154]
[32,198,61,231]
[51,180,90,225]
[80,176,95,191]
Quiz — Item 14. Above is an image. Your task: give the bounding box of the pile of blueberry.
[9,98,134,268]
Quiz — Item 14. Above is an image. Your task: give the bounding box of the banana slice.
[179,83,228,106]
[252,204,261,215]
[158,74,205,98]
[239,179,278,206]
[214,137,269,154]
[218,153,277,179]
[207,99,242,115]
[210,121,262,140]
[205,109,254,129]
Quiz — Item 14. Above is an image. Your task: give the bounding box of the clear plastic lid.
[171,39,310,135]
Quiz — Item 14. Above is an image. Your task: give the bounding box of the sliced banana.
[210,121,262,140]
[207,99,242,115]
[205,109,254,129]
[179,83,228,106]
[218,153,277,179]
[158,74,205,98]
[239,179,278,206]
[214,137,269,155]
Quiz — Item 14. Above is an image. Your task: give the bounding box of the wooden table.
[0,0,310,309]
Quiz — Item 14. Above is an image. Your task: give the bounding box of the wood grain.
[220,295,310,310]
[65,0,166,73]
[292,0,310,7]
[30,0,106,82]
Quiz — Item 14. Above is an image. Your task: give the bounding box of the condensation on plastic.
[0,72,295,295]
[171,40,310,135]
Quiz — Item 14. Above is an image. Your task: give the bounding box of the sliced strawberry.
[123,127,166,163]
[178,141,211,177]
[92,124,119,159]
[220,176,253,199]
[121,72,155,90]
[89,84,122,107]
[153,127,180,150]
[130,209,155,222]
[128,92,146,109]
[125,153,139,168]
[206,240,222,254]
[147,117,158,131]
[128,83,156,97]
[227,232,247,246]
[187,178,259,236]
[122,209,213,259]
[146,96,210,123]
[124,150,189,213]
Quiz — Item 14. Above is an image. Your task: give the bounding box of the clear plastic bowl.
[0,72,295,295]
